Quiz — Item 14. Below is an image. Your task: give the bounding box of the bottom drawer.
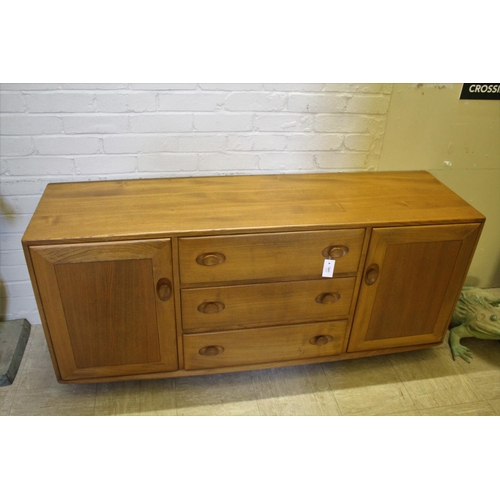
[183,321,348,370]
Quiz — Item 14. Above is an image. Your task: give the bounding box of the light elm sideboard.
[22,171,485,384]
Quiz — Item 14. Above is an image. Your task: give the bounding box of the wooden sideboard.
[22,171,485,384]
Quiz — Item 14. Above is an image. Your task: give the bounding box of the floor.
[1,319,500,416]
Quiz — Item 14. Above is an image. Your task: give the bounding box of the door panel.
[55,259,161,368]
[30,239,178,380]
[348,224,481,352]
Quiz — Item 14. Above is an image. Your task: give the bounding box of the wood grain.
[179,229,364,285]
[22,171,485,384]
[181,277,356,332]
[22,172,484,245]
[183,321,348,370]
[348,223,482,352]
[30,239,179,380]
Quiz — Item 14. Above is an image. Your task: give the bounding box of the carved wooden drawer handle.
[196,252,226,266]
[199,345,225,356]
[322,245,349,259]
[365,264,380,286]
[315,292,341,304]
[197,301,225,314]
[156,278,172,301]
[310,335,334,346]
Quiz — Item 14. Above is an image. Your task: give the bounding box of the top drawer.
[179,229,365,285]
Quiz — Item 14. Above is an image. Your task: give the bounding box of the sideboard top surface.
[22,171,485,245]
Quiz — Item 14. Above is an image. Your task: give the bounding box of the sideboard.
[22,171,485,384]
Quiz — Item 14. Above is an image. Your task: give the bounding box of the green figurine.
[449,287,500,363]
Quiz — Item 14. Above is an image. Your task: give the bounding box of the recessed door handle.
[310,335,334,346]
[365,264,380,286]
[315,292,341,304]
[199,345,225,356]
[197,301,225,314]
[156,278,172,301]
[322,245,349,259]
[196,252,226,266]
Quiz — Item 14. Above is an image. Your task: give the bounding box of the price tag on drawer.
[322,259,335,278]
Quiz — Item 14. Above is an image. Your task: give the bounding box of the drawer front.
[179,229,365,285]
[181,277,356,332]
[184,321,348,370]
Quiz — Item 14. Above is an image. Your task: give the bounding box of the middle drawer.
[181,277,356,332]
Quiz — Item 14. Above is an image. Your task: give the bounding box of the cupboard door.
[348,224,481,352]
[30,239,178,380]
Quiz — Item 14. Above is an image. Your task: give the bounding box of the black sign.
[460,83,500,100]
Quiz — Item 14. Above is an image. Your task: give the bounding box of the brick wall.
[0,83,393,323]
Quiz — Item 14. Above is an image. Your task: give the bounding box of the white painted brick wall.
[0,83,393,323]
[25,92,96,113]
[130,114,192,133]
[63,115,129,134]
[1,115,63,134]
[0,137,35,156]
[193,113,253,132]
[96,92,157,113]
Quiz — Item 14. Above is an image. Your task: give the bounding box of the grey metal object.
[0,319,31,386]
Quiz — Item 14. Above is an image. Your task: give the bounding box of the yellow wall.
[378,83,500,287]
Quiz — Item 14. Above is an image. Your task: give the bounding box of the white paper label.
[322,259,335,278]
